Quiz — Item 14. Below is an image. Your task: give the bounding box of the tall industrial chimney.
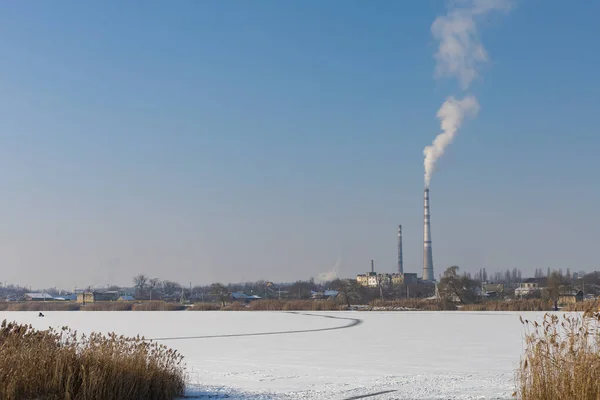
[423,188,434,281]
[371,259,374,274]
[397,225,403,274]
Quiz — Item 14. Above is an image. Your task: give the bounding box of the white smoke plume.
[424,96,480,187]
[425,0,510,187]
[432,0,512,89]
[316,255,342,283]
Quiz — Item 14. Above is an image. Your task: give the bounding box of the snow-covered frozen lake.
[0,310,543,399]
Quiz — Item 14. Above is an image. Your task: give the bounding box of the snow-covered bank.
[0,310,542,399]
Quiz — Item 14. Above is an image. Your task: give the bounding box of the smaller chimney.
[398,225,403,274]
[371,259,374,274]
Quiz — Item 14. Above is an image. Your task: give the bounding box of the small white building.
[25,293,54,301]
[356,272,392,288]
[515,282,540,297]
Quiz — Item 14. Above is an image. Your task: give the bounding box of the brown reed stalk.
[517,309,600,399]
[0,320,186,400]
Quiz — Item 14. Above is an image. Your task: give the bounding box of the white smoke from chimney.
[432,0,512,89]
[424,96,480,187]
[425,0,510,187]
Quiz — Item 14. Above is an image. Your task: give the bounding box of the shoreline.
[0,299,593,313]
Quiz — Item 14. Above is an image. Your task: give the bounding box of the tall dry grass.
[517,311,600,399]
[132,302,185,311]
[0,319,185,400]
[188,302,221,311]
[247,299,286,310]
[461,299,552,312]
[82,302,134,311]
[563,301,599,312]
[243,299,345,311]
[186,299,346,311]
[282,300,346,311]
[0,302,80,311]
[369,299,448,311]
[221,302,247,311]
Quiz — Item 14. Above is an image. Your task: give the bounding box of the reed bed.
[0,298,575,312]
[282,299,346,311]
[517,311,600,399]
[247,299,287,310]
[221,302,247,311]
[82,302,134,311]
[0,319,185,400]
[0,302,80,311]
[563,301,599,312]
[461,299,552,312]
[368,299,449,311]
[186,299,346,311]
[132,302,185,311]
[188,302,222,311]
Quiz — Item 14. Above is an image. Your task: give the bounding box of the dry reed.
[369,299,448,311]
[0,302,80,311]
[132,302,185,311]
[461,299,552,312]
[247,299,286,310]
[221,302,247,311]
[282,299,345,311]
[0,319,185,400]
[82,302,134,311]
[563,300,599,312]
[517,311,600,399]
[188,302,222,311]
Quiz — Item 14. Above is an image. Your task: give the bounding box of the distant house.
[483,284,505,298]
[230,292,261,303]
[515,281,541,297]
[188,293,205,302]
[25,293,54,301]
[76,291,118,304]
[53,293,78,301]
[117,295,135,301]
[311,290,339,300]
[558,290,584,306]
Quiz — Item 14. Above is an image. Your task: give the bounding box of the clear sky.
[1,1,599,289]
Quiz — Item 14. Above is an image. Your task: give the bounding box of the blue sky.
[0,1,598,289]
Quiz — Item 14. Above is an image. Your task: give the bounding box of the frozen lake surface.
[0,310,543,399]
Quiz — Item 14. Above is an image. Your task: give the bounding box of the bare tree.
[133,274,148,298]
[439,266,477,305]
[161,280,180,297]
[210,283,230,306]
[547,271,570,311]
[337,280,362,308]
[148,278,160,301]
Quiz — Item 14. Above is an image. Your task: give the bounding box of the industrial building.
[356,259,418,288]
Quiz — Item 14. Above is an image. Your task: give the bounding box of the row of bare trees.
[438,265,584,307]
[132,275,183,301]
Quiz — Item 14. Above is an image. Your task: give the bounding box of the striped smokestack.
[397,225,403,274]
[423,188,434,281]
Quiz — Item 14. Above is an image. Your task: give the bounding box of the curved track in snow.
[149,312,362,341]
